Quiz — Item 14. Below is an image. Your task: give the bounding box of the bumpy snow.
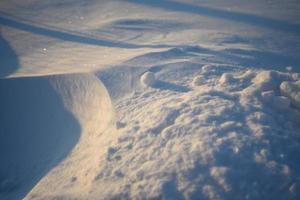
[88,66,300,200]
[23,65,300,200]
[280,80,300,109]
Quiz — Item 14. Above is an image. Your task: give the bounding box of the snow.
[0,73,115,200]
[140,71,156,87]
[0,75,80,200]
[88,66,300,199]
[280,80,300,109]
[1,0,300,199]
[219,73,234,85]
[192,75,205,86]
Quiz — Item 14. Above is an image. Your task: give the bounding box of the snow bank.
[0,75,80,200]
[24,73,115,200]
[0,73,114,200]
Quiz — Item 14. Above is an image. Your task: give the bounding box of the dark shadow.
[106,18,189,32]
[0,76,81,200]
[161,179,185,200]
[153,80,190,93]
[126,0,300,35]
[0,33,19,78]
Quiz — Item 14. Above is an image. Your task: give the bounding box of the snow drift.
[0,73,114,200]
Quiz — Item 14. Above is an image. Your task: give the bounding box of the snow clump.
[192,75,205,86]
[280,80,300,109]
[140,71,156,87]
[219,73,234,85]
[251,71,277,91]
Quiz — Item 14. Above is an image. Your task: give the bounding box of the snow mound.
[140,71,156,87]
[251,71,278,91]
[280,80,300,109]
[85,66,300,199]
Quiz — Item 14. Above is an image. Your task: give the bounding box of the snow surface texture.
[1,0,300,199]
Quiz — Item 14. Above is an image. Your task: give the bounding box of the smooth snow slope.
[1,0,300,199]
